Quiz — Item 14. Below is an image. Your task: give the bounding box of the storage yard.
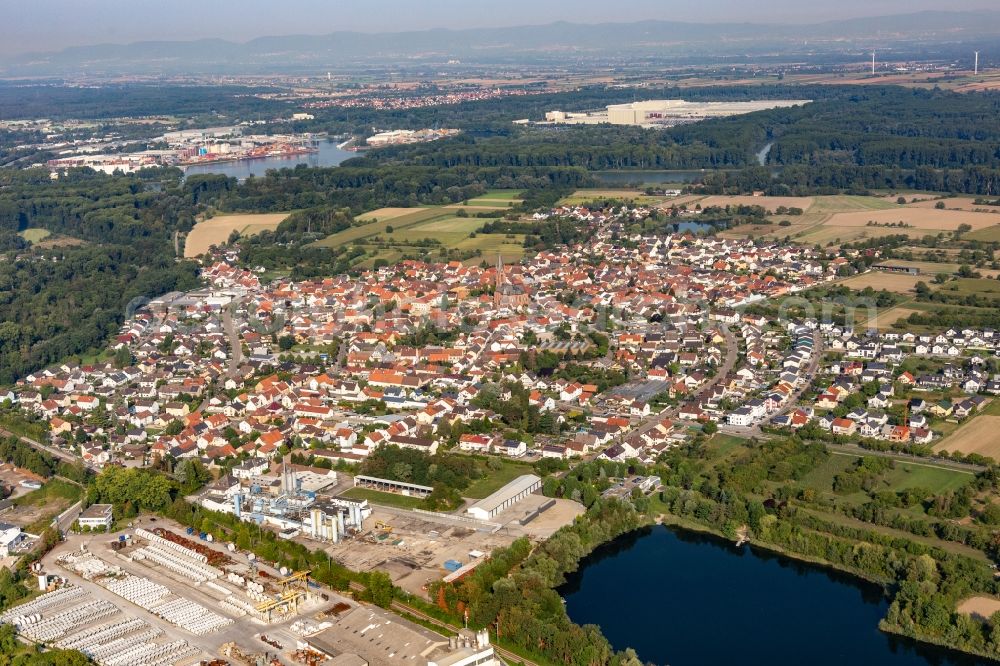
[6,521,354,666]
[319,495,582,596]
[2,483,582,662]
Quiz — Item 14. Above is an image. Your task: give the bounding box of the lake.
[182,140,356,179]
[560,525,992,666]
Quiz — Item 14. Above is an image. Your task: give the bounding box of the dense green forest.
[0,168,201,384]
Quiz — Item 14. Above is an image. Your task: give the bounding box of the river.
[182,139,356,179]
[560,525,992,666]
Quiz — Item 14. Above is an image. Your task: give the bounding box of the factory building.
[199,461,369,541]
[465,474,541,521]
[542,99,811,128]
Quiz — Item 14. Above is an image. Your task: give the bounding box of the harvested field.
[796,225,915,245]
[838,273,923,293]
[568,189,646,198]
[958,596,1000,621]
[934,415,1000,460]
[906,197,1000,214]
[699,195,814,211]
[356,207,429,222]
[185,213,289,257]
[825,208,999,230]
[865,307,920,330]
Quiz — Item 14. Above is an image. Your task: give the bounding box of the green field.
[938,278,1000,296]
[963,224,1000,242]
[464,460,536,499]
[703,434,748,461]
[312,208,450,248]
[458,190,524,208]
[340,486,426,509]
[801,453,972,499]
[18,228,51,243]
[313,207,525,266]
[14,478,82,508]
[453,234,525,263]
[477,190,523,201]
[388,216,484,245]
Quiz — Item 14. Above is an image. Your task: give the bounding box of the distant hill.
[6,10,1000,77]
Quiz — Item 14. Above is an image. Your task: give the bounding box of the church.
[493,255,530,309]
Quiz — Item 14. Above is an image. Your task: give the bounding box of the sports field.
[185,213,290,257]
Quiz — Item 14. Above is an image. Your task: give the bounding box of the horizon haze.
[5,0,1000,57]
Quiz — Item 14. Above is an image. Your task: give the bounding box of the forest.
[0,168,202,384]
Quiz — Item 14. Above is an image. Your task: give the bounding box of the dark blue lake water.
[560,525,993,666]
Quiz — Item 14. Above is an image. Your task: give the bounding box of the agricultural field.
[452,234,525,263]
[934,415,1000,460]
[185,212,290,257]
[698,195,815,211]
[313,207,524,265]
[937,278,1000,296]
[964,225,1000,242]
[865,306,921,330]
[311,208,448,248]
[719,194,1000,247]
[559,189,663,205]
[356,207,429,222]
[18,228,50,243]
[387,216,484,245]
[454,190,524,208]
[838,272,924,294]
[826,208,1000,231]
[906,196,1000,214]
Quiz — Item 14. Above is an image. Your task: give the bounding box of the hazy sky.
[4,0,999,56]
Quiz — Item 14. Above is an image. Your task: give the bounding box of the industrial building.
[354,474,434,498]
[466,475,542,521]
[0,522,25,557]
[306,607,498,666]
[199,462,370,543]
[542,99,811,128]
[77,504,113,531]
